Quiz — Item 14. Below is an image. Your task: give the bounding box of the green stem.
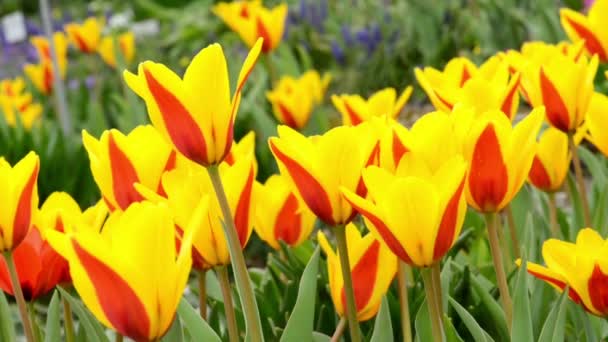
[505,205,520,260]
[115,333,123,342]
[421,268,444,342]
[207,165,263,342]
[397,261,412,342]
[333,226,362,342]
[485,213,513,329]
[330,317,347,342]
[430,263,444,318]
[569,134,592,227]
[198,270,207,320]
[216,267,239,342]
[28,303,40,342]
[496,214,511,271]
[548,192,559,238]
[4,252,35,342]
[61,291,75,342]
[264,54,278,86]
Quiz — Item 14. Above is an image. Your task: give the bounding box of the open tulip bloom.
[560,0,608,62]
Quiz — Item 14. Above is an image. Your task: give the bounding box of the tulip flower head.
[46,202,198,341]
[30,32,68,71]
[124,39,263,166]
[528,128,570,192]
[560,0,608,62]
[269,123,379,226]
[82,125,178,212]
[318,224,397,321]
[267,70,331,129]
[224,131,257,167]
[377,119,410,173]
[254,174,316,249]
[462,108,543,213]
[98,32,136,68]
[23,61,56,96]
[331,86,413,126]
[0,79,42,129]
[585,92,608,158]
[213,0,288,53]
[64,17,104,53]
[523,228,608,316]
[0,152,39,253]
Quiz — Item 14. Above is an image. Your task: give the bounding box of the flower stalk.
[421,267,444,342]
[505,205,520,259]
[548,193,559,238]
[198,270,207,320]
[569,134,591,226]
[485,213,513,328]
[217,267,239,342]
[397,261,412,342]
[4,252,35,342]
[333,226,362,342]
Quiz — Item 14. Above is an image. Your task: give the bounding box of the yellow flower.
[64,17,104,53]
[585,92,608,158]
[23,61,55,95]
[332,86,413,126]
[34,192,107,235]
[528,128,570,193]
[124,39,263,166]
[560,0,608,62]
[30,32,68,74]
[267,70,331,129]
[98,32,136,68]
[213,0,288,53]
[318,224,397,321]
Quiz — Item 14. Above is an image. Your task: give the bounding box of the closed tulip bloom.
[318,224,397,321]
[269,123,379,226]
[0,152,39,252]
[267,70,331,129]
[46,202,198,341]
[35,192,108,236]
[124,39,262,166]
[463,108,543,213]
[457,69,521,121]
[0,77,26,96]
[0,92,42,129]
[254,174,316,249]
[98,32,136,68]
[332,86,413,126]
[502,41,585,75]
[30,32,68,71]
[561,0,608,61]
[378,120,409,173]
[138,157,256,270]
[64,17,104,53]
[521,53,598,133]
[528,128,570,192]
[213,0,288,53]
[23,61,55,95]
[82,125,178,212]
[585,92,608,157]
[522,228,608,316]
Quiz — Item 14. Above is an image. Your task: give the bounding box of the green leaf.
[280,247,320,342]
[177,299,221,342]
[448,297,493,342]
[161,315,183,342]
[57,287,109,342]
[512,257,533,342]
[444,314,464,342]
[469,274,509,341]
[0,291,15,341]
[370,297,393,342]
[414,299,433,342]
[537,288,569,342]
[44,290,61,342]
[312,332,331,342]
[566,173,585,236]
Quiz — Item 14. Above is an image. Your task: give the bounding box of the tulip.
[267,70,331,129]
[528,128,570,193]
[377,120,409,173]
[98,32,136,68]
[502,41,584,76]
[522,228,608,316]
[0,92,42,129]
[82,125,178,212]
[30,32,68,71]
[213,1,288,53]
[585,92,608,158]
[0,77,26,97]
[254,174,316,249]
[23,61,55,95]
[124,39,262,167]
[224,131,257,167]
[560,0,608,62]
[46,201,199,341]
[318,224,396,321]
[331,86,413,126]
[64,17,104,53]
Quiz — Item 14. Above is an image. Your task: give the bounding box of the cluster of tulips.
[1,0,608,341]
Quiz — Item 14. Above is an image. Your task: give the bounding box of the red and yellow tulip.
[318,224,396,321]
[124,39,262,166]
[522,228,608,316]
[254,174,316,249]
[560,0,608,62]
[30,32,68,70]
[82,125,178,212]
[46,201,198,341]
[0,79,43,129]
[269,123,379,226]
[64,17,104,53]
[585,92,608,158]
[377,120,409,173]
[98,32,136,68]
[23,61,55,95]
[267,70,331,129]
[213,0,288,53]
[224,131,257,168]
[528,128,570,193]
[0,152,39,253]
[462,108,543,213]
[331,86,413,126]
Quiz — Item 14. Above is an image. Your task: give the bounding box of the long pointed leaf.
[177,299,221,342]
[537,288,569,342]
[44,290,61,342]
[370,297,393,342]
[512,257,533,342]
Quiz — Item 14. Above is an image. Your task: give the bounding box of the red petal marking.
[433,178,465,261]
[143,68,209,165]
[435,91,454,111]
[12,161,39,248]
[73,32,92,53]
[468,125,508,212]
[527,268,586,309]
[391,130,408,167]
[175,225,209,270]
[234,166,255,247]
[529,156,552,191]
[460,66,472,87]
[565,17,607,61]
[256,17,273,53]
[341,240,380,312]
[240,3,250,18]
[157,150,177,197]
[73,241,150,340]
[103,196,116,213]
[277,102,299,129]
[43,64,53,95]
[269,141,336,225]
[540,68,571,133]
[108,134,144,210]
[354,141,380,202]
[588,264,608,315]
[501,74,521,119]
[343,196,413,264]
[343,101,363,126]
[41,45,51,60]
[273,193,302,246]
